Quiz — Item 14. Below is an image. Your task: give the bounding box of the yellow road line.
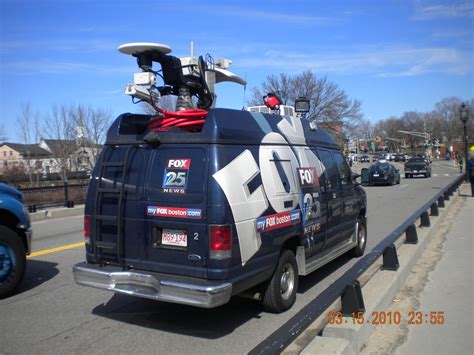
[27,242,85,258]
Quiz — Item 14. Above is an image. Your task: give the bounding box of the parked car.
[368,163,401,186]
[73,109,368,313]
[378,154,388,163]
[0,183,32,298]
[359,154,370,163]
[372,155,378,162]
[404,158,432,178]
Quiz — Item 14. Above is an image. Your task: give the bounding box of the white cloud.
[0,39,118,54]
[414,1,474,20]
[190,5,336,26]
[2,60,133,75]
[235,45,473,77]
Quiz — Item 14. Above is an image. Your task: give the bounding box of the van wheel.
[262,249,298,313]
[350,217,367,257]
[0,226,26,298]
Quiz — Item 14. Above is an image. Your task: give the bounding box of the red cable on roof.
[148,102,208,132]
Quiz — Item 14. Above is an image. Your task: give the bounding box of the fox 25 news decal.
[162,159,191,194]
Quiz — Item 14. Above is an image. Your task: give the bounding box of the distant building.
[0,138,102,177]
[0,143,51,175]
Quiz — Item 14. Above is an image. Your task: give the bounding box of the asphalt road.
[0,160,463,354]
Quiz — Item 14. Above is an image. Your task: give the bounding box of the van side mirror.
[352,172,361,185]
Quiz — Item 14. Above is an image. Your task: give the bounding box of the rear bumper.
[370,177,389,184]
[73,262,232,308]
[405,169,427,174]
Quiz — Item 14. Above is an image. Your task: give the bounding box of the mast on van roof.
[119,41,246,111]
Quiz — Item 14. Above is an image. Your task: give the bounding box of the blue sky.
[1,0,473,141]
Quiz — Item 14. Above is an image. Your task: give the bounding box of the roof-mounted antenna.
[242,72,247,110]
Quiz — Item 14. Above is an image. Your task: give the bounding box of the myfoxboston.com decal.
[256,209,301,233]
[147,206,202,219]
[161,158,191,194]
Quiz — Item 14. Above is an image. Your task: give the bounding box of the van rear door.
[92,144,209,279]
[130,144,209,278]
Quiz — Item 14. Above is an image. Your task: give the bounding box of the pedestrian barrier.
[20,183,88,210]
[249,174,465,355]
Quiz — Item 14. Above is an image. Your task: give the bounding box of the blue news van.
[73,109,367,313]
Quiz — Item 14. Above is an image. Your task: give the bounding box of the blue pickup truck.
[0,183,32,298]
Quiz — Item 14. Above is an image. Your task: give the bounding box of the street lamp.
[460,103,469,181]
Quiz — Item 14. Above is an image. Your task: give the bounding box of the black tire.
[262,249,298,313]
[350,217,367,257]
[0,226,26,298]
[405,174,409,179]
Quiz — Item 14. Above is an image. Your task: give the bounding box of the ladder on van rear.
[92,145,135,265]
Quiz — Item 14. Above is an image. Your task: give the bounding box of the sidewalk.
[397,192,473,354]
[30,204,84,222]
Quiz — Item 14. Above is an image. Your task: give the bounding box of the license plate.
[161,229,187,248]
[373,174,379,177]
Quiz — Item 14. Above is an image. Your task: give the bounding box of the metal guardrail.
[250,174,465,355]
[20,183,89,211]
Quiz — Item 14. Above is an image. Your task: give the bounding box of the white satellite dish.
[118,42,172,55]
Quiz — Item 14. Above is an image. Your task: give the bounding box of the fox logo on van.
[167,159,191,169]
[297,168,319,187]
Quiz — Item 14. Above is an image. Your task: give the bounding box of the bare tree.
[42,104,77,182]
[250,70,363,129]
[17,103,41,184]
[73,105,112,172]
[0,125,7,142]
[434,97,464,146]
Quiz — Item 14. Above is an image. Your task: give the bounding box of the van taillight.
[84,215,90,244]
[209,225,232,259]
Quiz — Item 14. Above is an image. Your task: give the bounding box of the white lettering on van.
[167,159,191,169]
[213,115,327,265]
[259,132,299,213]
[277,115,306,145]
[212,150,268,265]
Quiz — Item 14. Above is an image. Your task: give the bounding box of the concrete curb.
[30,205,84,222]
[302,186,461,354]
